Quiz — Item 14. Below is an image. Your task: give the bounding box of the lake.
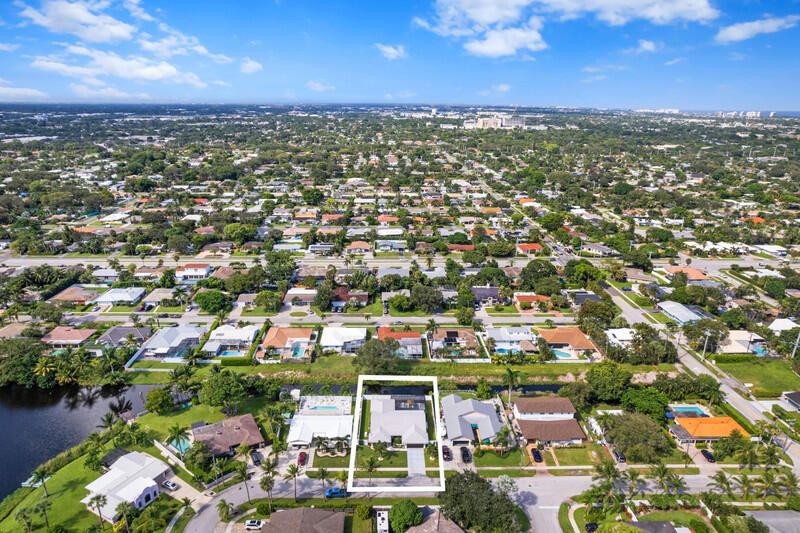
[0,384,156,500]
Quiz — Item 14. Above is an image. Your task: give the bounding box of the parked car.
[442,446,452,461]
[612,450,626,463]
[701,449,716,463]
[245,520,264,530]
[325,487,347,498]
[532,449,543,463]
[585,523,599,532]
[460,446,471,463]
[161,479,178,491]
[250,450,262,466]
[298,451,308,466]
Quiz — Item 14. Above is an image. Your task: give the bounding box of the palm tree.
[14,508,33,533]
[502,366,520,404]
[759,470,779,498]
[781,471,800,497]
[708,471,734,498]
[762,445,781,469]
[212,457,230,483]
[34,501,51,531]
[666,472,687,495]
[592,460,621,484]
[237,463,252,503]
[647,463,671,494]
[372,441,389,461]
[738,445,760,471]
[318,467,329,494]
[90,493,108,529]
[261,458,278,479]
[109,396,133,419]
[284,463,302,501]
[335,469,348,488]
[362,456,379,492]
[216,499,232,522]
[259,474,275,512]
[167,424,189,455]
[97,412,117,432]
[33,357,56,379]
[623,469,645,500]
[426,319,438,334]
[115,501,134,533]
[31,466,50,497]
[736,474,754,501]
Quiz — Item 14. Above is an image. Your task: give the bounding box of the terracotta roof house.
[405,508,464,533]
[429,328,481,359]
[516,243,544,255]
[332,286,369,310]
[537,327,598,357]
[261,327,316,362]
[377,327,424,359]
[190,414,264,456]
[447,244,475,252]
[0,322,29,339]
[670,417,748,444]
[50,285,104,305]
[211,266,237,280]
[518,419,586,446]
[346,241,372,254]
[42,326,97,347]
[665,266,708,282]
[514,397,576,420]
[263,508,345,533]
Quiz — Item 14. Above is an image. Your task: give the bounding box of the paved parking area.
[407,448,425,476]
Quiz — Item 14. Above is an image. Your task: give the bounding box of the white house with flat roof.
[320,327,367,353]
[139,325,207,359]
[93,287,146,305]
[81,452,170,523]
[605,328,636,348]
[441,393,503,445]
[287,396,353,448]
[657,301,703,325]
[367,395,429,447]
[202,324,260,356]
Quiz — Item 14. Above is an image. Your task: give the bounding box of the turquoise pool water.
[672,406,706,416]
[290,343,306,358]
[219,350,245,357]
[311,405,338,411]
[553,349,573,359]
[754,345,768,356]
[170,437,192,454]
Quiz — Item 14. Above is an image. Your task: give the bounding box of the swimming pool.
[311,405,339,411]
[553,349,574,359]
[219,350,245,357]
[170,437,192,454]
[753,344,768,356]
[671,406,707,417]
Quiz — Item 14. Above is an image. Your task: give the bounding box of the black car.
[701,449,716,463]
[585,523,599,533]
[532,449,543,463]
[442,446,452,461]
[250,450,262,466]
[612,450,626,463]
[460,446,471,463]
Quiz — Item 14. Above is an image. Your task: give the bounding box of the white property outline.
[347,374,446,493]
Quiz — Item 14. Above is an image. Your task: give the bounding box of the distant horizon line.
[0,101,796,115]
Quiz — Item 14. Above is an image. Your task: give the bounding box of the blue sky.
[0,0,799,109]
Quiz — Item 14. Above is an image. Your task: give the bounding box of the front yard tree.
[410,284,443,313]
[586,361,632,403]
[352,338,401,374]
[439,471,518,533]
[194,289,231,315]
[144,387,174,415]
[389,500,424,533]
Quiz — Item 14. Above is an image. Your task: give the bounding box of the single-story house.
[665,266,708,282]
[537,327,598,358]
[605,328,636,348]
[263,508,345,533]
[428,329,481,359]
[518,419,586,447]
[516,243,543,256]
[190,414,265,456]
[142,288,176,306]
[42,326,97,348]
[287,396,353,448]
[319,327,367,353]
[513,292,551,309]
[284,287,317,306]
[670,416,749,444]
[331,286,369,311]
[768,318,800,334]
[202,324,260,356]
[50,285,105,305]
[346,241,372,255]
[261,327,316,362]
[0,322,29,339]
[377,327,424,359]
[175,263,212,283]
[514,397,576,421]
[96,326,152,348]
[139,325,206,359]
[471,286,503,306]
[484,327,537,354]
[405,508,464,533]
[367,395,429,447]
[441,394,503,445]
[785,391,800,411]
[377,266,410,279]
[92,287,146,306]
[81,451,171,523]
[657,301,704,325]
[92,268,119,283]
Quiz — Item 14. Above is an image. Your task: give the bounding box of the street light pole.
[791,329,800,359]
[702,333,710,360]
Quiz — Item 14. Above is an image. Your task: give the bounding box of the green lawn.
[717,359,800,397]
[474,448,531,467]
[157,305,187,313]
[241,307,278,317]
[313,453,351,468]
[345,301,383,316]
[138,396,272,438]
[360,399,371,440]
[639,510,708,528]
[388,304,432,317]
[553,445,608,466]
[108,304,141,313]
[0,453,100,532]
[356,446,407,468]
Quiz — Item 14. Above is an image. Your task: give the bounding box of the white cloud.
[19,0,136,43]
[240,57,262,74]
[664,56,686,66]
[464,16,546,57]
[211,79,230,87]
[582,64,625,73]
[581,74,608,83]
[624,39,659,54]
[140,23,233,63]
[0,43,20,52]
[415,0,718,58]
[123,0,154,21]
[306,80,334,92]
[715,15,800,44]
[32,45,207,88]
[0,81,47,100]
[375,43,407,60]
[479,83,511,95]
[70,83,148,100]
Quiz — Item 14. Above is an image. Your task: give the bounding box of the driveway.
[165,473,210,510]
[407,448,426,477]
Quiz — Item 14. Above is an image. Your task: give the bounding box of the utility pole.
[701,332,710,360]
[792,329,800,359]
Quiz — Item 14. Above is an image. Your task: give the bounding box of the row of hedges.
[711,354,759,364]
